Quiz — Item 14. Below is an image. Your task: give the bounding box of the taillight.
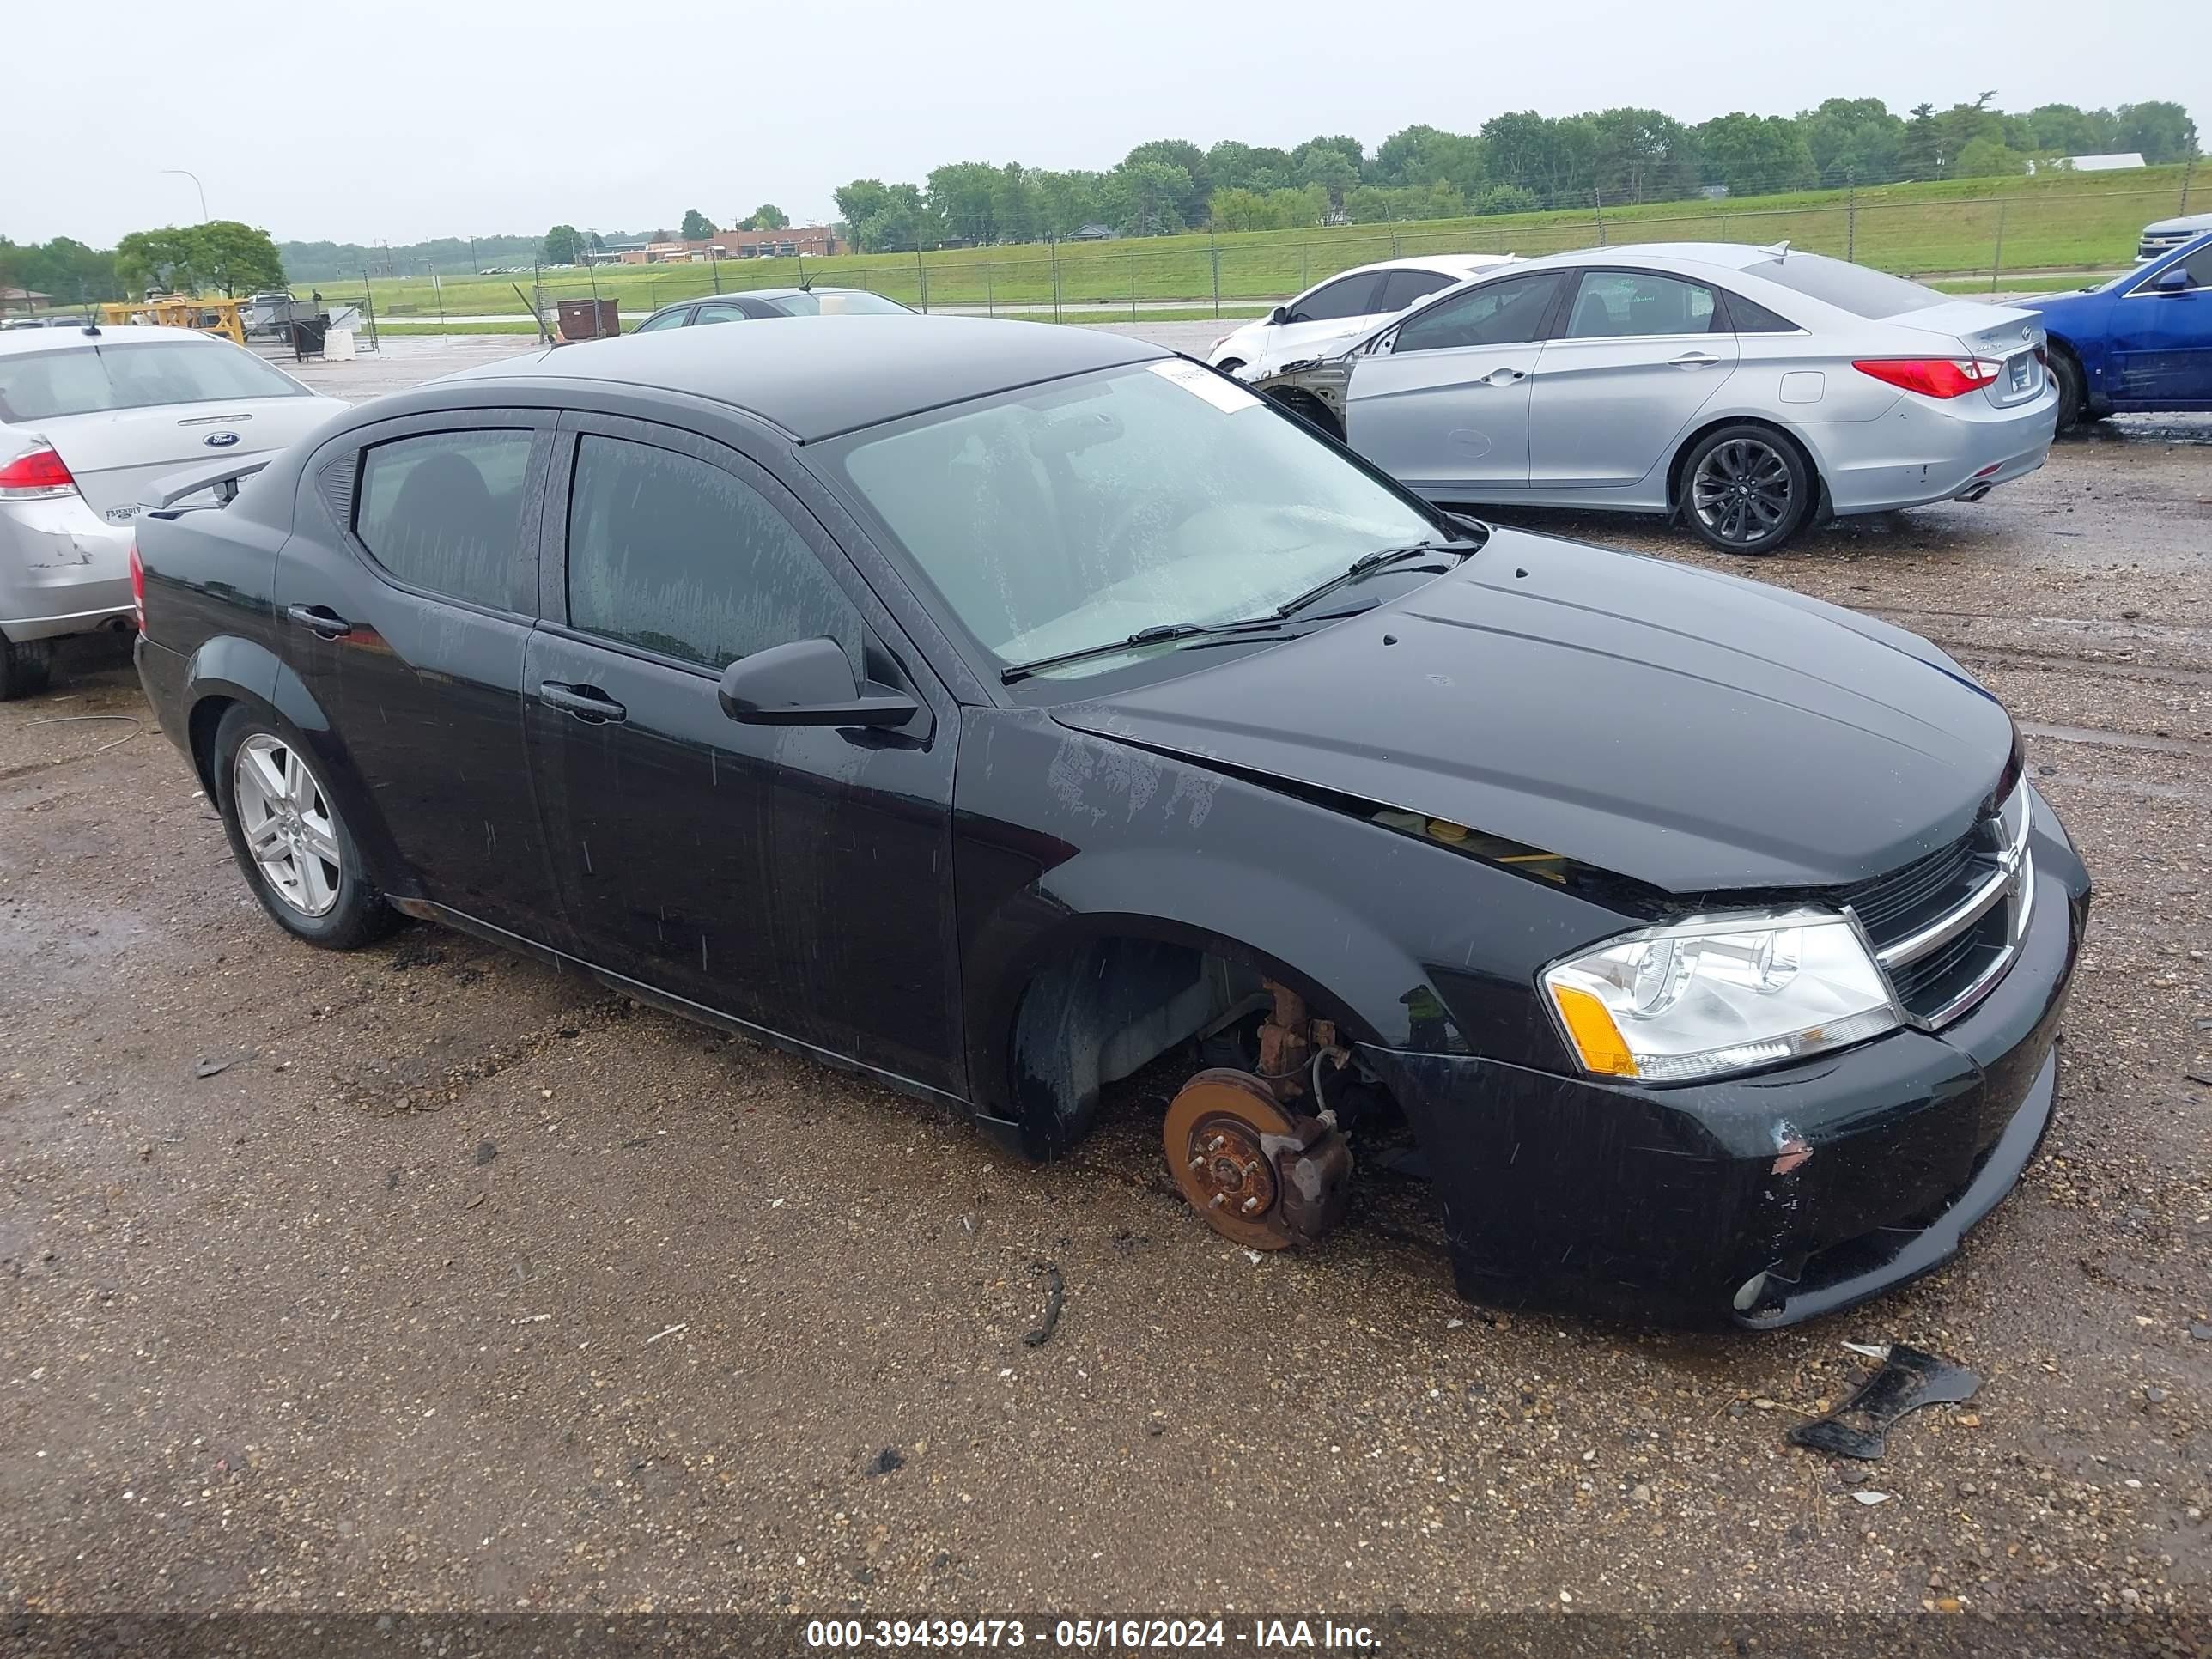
[0,440,77,499]
[1853,357,2002,399]
[129,541,146,635]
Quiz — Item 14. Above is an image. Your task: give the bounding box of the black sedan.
[630,287,912,332]
[131,317,2089,1328]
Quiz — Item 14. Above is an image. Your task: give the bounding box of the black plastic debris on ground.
[1022,1261,1065,1349]
[866,1447,904,1476]
[1789,1344,1980,1461]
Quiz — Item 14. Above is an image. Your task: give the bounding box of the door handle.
[1668,351,1722,368]
[538,681,627,724]
[284,603,351,638]
[1477,367,1528,386]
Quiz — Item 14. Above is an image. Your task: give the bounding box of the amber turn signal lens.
[1550,985,1638,1078]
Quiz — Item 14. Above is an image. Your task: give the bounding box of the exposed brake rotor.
[1164,1067,1352,1252]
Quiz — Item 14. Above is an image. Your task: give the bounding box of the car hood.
[1048,529,2015,896]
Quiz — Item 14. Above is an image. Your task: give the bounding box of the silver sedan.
[1251,243,2059,555]
[0,325,346,696]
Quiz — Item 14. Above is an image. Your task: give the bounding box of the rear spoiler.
[142,453,276,514]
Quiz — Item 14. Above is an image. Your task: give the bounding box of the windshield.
[1745,253,1949,319]
[0,337,309,422]
[763,291,910,316]
[827,361,1441,681]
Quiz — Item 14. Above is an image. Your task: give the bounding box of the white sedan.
[0,325,346,696]
[1206,253,1515,380]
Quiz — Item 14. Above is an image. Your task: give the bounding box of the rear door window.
[1376,269,1460,311]
[1563,270,1720,338]
[354,428,536,611]
[563,434,862,671]
[1289,273,1385,323]
[693,304,750,325]
[632,308,690,333]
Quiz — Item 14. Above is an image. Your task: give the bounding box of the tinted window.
[693,305,749,325]
[633,308,689,332]
[355,429,534,611]
[1564,270,1718,338]
[1377,270,1458,311]
[1721,291,1802,333]
[1393,272,1565,354]
[0,337,311,422]
[2168,246,2212,288]
[1288,274,1382,323]
[565,434,860,672]
[1747,254,1946,319]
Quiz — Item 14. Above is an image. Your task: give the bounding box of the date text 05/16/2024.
[804,1619,1381,1650]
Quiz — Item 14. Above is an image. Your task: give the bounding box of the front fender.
[953,711,1635,1144]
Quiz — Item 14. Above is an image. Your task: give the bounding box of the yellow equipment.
[98,296,247,347]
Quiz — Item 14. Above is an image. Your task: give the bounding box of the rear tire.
[0,635,52,701]
[2044,351,2079,435]
[211,704,396,950]
[1680,425,1813,556]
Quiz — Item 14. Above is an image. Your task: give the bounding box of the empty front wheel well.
[1668,416,1825,521]
[1263,386,1344,442]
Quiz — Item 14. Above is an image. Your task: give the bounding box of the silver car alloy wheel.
[1691,437,1795,547]
[234,732,343,918]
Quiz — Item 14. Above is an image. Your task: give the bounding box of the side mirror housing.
[2148,264,2191,293]
[1267,305,1290,326]
[718,637,919,728]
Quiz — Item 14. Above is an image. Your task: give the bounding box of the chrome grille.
[1848,785,2033,1029]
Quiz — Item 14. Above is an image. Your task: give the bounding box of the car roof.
[0,323,219,357]
[448,313,1170,441]
[1310,253,1513,288]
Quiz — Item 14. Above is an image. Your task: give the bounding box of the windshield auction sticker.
[1148,358,1264,414]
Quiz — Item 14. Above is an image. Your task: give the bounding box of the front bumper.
[1815,382,2058,517]
[0,495,134,641]
[1364,799,2090,1328]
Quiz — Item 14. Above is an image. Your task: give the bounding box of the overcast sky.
[8,0,2206,247]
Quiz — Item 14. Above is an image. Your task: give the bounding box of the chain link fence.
[365,171,2202,331]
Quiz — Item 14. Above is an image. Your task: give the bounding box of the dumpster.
[556,298,620,342]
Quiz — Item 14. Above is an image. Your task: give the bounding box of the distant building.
[1069,223,1115,241]
[2026,152,2147,175]
[0,286,53,313]
[703,225,840,258]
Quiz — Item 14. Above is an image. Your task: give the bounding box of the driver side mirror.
[1267,305,1290,326]
[2148,264,2192,293]
[718,636,919,729]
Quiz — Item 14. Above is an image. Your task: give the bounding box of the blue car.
[2027,230,2212,430]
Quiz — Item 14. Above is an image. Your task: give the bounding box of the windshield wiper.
[1000,618,1297,685]
[1273,535,1482,620]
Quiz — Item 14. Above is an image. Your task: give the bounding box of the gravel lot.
[2,332,2208,1625]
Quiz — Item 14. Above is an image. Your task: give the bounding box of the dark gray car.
[632,288,912,333]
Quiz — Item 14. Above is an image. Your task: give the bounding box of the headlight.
[1541,910,1899,1083]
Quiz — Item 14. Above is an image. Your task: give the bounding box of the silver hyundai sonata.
[1251,243,2059,555]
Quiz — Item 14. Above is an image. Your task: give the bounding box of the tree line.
[832,95,2200,250]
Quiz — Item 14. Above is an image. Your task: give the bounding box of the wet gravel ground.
[0,342,2208,1625]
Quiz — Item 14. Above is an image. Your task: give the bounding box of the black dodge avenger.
[132,316,2088,1328]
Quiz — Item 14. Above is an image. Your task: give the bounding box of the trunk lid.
[29,395,344,522]
[1893,300,2047,409]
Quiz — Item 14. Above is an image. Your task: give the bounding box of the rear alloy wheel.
[0,635,52,701]
[212,707,395,949]
[1683,426,1812,556]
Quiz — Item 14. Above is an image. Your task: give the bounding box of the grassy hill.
[363,164,2198,321]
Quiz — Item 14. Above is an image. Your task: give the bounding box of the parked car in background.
[1206,254,1516,380]
[1252,243,2057,556]
[2137,212,2212,262]
[132,315,2088,1328]
[2027,230,2212,430]
[0,325,344,696]
[632,288,914,331]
